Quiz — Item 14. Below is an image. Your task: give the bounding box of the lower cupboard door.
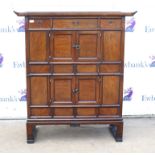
[75,76,100,117]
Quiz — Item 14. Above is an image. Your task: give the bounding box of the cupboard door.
[50,31,75,61]
[76,31,100,61]
[51,76,75,104]
[29,76,49,105]
[76,76,100,104]
[76,76,100,116]
[29,31,48,61]
[101,31,121,61]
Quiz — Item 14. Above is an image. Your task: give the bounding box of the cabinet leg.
[26,123,37,144]
[109,122,123,142]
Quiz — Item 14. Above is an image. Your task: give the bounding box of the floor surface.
[0,117,155,153]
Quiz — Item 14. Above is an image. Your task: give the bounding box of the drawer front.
[29,19,51,28]
[77,108,96,116]
[53,65,73,74]
[30,108,50,117]
[54,108,73,117]
[53,19,98,28]
[100,19,121,29]
[99,108,119,115]
[29,65,50,73]
[77,64,97,73]
[100,64,120,73]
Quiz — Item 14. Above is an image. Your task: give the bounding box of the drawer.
[54,108,73,116]
[53,19,98,28]
[29,65,50,73]
[99,108,119,115]
[77,64,97,73]
[29,19,51,28]
[100,19,121,29]
[77,108,96,116]
[100,64,120,73]
[53,65,73,73]
[30,108,50,116]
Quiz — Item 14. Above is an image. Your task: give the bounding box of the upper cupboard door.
[76,31,100,61]
[101,31,122,61]
[50,31,75,61]
[29,31,49,61]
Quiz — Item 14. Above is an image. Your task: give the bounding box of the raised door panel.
[29,76,49,105]
[51,77,75,104]
[29,31,48,61]
[50,31,75,61]
[102,31,121,61]
[76,76,100,104]
[76,31,100,61]
[76,76,100,116]
[102,76,120,104]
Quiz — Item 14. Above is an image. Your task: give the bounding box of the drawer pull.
[72,21,80,25]
[108,21,113,24]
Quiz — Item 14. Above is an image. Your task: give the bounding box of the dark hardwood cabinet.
[15,11,136,143]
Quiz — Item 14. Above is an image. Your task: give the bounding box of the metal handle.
[72,88,79,94]
[75,88,79,93]
[72,44,80,50]
[76,44,80,50]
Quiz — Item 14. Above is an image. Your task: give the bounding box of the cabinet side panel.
[102,31,121,61]
[30,76,48,105]
[29,31,47,61]
[102,76,120,104]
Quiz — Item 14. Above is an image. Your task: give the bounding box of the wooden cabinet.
[15,11,136,143]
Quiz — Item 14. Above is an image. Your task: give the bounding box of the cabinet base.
[26,118,123,143]
[109,123,123,142]
[27,123,37,144]
[70,123,80,127]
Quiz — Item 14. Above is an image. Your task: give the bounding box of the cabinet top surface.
[14,11,137,17]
